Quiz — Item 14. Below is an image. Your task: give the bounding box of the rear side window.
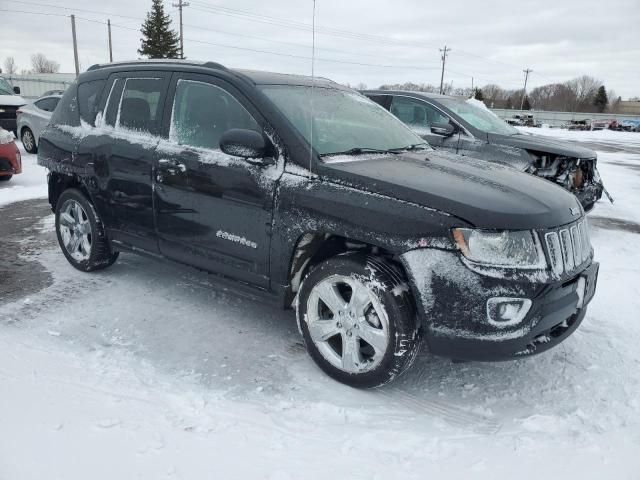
[49,80,80,127]
[78,79,106,126]
[116,78,164,134]
[390,96,450,132]
[35,97,60,112]
[169,80,259,150]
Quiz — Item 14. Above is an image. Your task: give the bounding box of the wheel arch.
[48,172,94,212]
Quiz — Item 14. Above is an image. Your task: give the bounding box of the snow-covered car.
[16,94,62,154]
[0,128,21,182]
[619,119,640,132]
[0,76,27,134]
[590,119,618,131]
[38,60,599,388]
[364,91,605,211]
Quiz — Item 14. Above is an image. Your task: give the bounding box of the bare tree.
[30,53,60,73]
[3,57,17,75]
[354,82,368,90]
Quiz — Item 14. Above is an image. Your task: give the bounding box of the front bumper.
[401,249,598,362]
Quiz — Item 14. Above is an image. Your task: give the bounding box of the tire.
[297,253,420,388]
[0,175,12,182]
[55,188,119,272]
[21,127,37,154]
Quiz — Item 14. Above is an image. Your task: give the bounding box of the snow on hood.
[0,94,27,106]
[0,128,16,144]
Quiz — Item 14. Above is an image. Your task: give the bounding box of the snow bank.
[0,145,47,207]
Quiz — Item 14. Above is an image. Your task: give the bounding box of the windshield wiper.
[320,147,400,157]
[388,142,431,153]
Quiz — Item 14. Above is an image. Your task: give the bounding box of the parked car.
[619,119,640,132]
[363,91,605,211]
[0,76,27,134]
[16,94,62,153]
[563,119,591,131]
[590,119,618,131]
[39,60,598,388]
[0,128,22,182]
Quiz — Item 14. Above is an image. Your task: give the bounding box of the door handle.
[158,158,187,172]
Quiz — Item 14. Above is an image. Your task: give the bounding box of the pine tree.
[474,88,484,101]
[522,96,531,110]
[593,86,608,113]
[138,0,180,59]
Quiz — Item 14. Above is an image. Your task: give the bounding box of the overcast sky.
[3,0,640,98]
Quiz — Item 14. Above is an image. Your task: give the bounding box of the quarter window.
[116,78,164,133]
[77,79,106,125]
[35,97,60,112]
[170,80,259,150]
[390,96,450,135]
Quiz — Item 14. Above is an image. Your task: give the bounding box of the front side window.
[116,78,163,133]
[438,98,518,135]
[170,80,259,150]
[390,96,450,135]
[261,86,424,156]
[77,80,106,125]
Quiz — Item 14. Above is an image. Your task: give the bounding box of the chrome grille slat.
[545,220,591,276]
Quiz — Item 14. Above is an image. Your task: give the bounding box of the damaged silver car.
[363,90,610,211]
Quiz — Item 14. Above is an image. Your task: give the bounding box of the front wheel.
[55,189,119,272]
[297,253,420,388]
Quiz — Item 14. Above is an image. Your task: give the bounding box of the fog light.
[486,297,532,327]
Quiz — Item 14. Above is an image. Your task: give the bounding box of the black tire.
[297,253,420,388]
[0,175,12,182]
[21,127,37,154]
[55,188,119,272]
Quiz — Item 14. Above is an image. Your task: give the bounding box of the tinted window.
[170,80,259,150]
[35,97,59,112]
[78,79,106,126]
[116,78,163,133]
[367,94,391,109]
[437,97,519,135]
[49,81,80,127]
[390,96,451,135]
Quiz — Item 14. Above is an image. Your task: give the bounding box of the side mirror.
[431,122,455,136]
[220,128,271,160]
[13,86,20,94]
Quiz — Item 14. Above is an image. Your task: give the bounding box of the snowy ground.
[0,144,48,207]
[1,134,640,479]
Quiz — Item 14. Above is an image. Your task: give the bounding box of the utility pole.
[439,46,450,95]
[520,68,533,110]
[471,76,474,93]
[107,19,113,62]
[70,14,79,77]
[172,0,189,59]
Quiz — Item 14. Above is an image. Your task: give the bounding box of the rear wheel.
[297,253,420,388]
[0,175,12,182]
[55,189,119,272]
[21,127,37,154]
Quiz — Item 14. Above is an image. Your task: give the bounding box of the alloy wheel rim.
[59,200,92,262]
[23,130,34,150]
[306,274,389,374]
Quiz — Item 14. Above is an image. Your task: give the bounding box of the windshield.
[261,85,426,156]
[0,78,15,96]
[438,98,519,135]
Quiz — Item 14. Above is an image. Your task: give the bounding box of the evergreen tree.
[593,85,608,113]
[138,0,180,59]
[522,96,531,110]
[474,88,484,101]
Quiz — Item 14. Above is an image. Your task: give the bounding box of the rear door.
[77,72,170,253]
[154,73,281,288]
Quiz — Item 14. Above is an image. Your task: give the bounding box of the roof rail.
[87,59,227,72]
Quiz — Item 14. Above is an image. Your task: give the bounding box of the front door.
[389,96,459,152]
[154,74,281,288]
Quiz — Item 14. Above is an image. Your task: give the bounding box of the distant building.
[617,101,640,115]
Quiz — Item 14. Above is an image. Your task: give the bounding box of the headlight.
[452,228,546,269]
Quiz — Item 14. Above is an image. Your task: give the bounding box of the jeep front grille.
[544,220,591,276]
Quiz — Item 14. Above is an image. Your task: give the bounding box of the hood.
[0,94,27,107]
[322,150,582,230]
[488,132,596,159]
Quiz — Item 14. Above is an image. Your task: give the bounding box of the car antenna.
[308,0,317,180]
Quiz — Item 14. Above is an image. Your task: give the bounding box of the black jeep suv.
[363,90,606,211]
[38,60,599,388]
